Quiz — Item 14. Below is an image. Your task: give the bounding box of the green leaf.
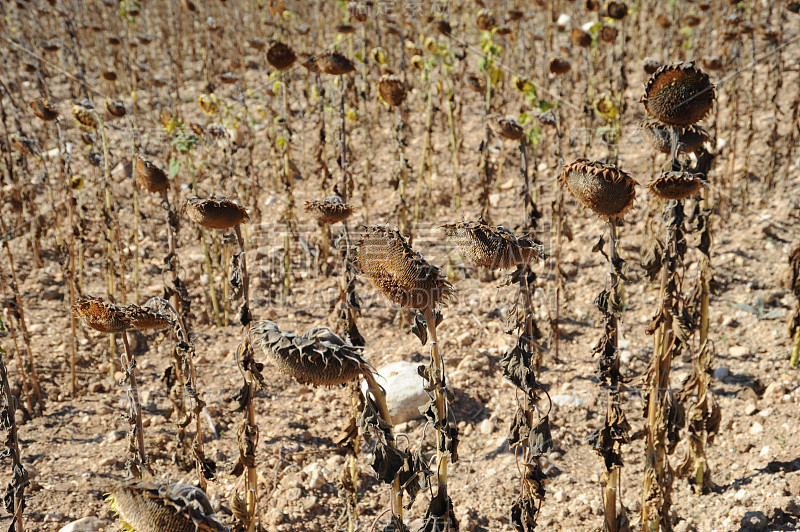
[518,112,530,125]
[168,157,180,179]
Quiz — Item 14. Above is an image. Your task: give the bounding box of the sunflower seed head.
[641,120,709,154]
[442,220,547,269]
[560,159,637,219]
[304,197,354,224]
[109,479,227,532]
[135,156,169,194]
[72,296,132,334]
[249,320,365,386]
[182,195,249,229]
[267,41,297,71]
[647,171,705,201]
[642,61,715,127]
[354,226,456,309]
[316,52,355,75]
[30,98,59,121]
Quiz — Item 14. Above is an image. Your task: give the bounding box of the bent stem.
[361,370,403,522]
[233,225,250,324]
[119,331,148,477]
[791,326,800,368]
[423,306,448,488]
[604,219,622,532]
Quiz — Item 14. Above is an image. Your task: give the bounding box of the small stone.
[88,382,105,394]
[734,488,750,504]
[58,517,104,532]
[729,346,749,358]
[98,456,118,467]
[759,445,770,457]
[284,487,302,502]
[744,402,758,416]
[479,419,495,435]
[106,430,126,443]
[763,381,786,402]
[308,470,325,490]
[550,395,585,408]
[713,366,730,380]
[301,496,318,512]
[554,490,567,503]
[750,422,763,435]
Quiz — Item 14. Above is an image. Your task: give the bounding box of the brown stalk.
[0,212,42,413]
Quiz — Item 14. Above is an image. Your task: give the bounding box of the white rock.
[713,366,730,380]
[763,381,786,402]
[759,445,770,457]
[106,430,126,444]
[556,14,571,30]
[750,422,763,435]
[366,362,428,425]
[479,419,495,435]
[729,346,749,358]
[744,402,757,416]
[551,395,585,408]
[58,517,104,532]
[554,490,567,503]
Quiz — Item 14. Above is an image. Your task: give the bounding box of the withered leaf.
[443,424,459,463]
[399,450,429,508]
[421,488,459,532]
[500,338,537,396]
[641,239,664,282]
[528,416,554,456]
[411,313,427,345]
[592,234,608,260]
[510,496,538,532]
[371,441,406,484]
[228,383,251,413]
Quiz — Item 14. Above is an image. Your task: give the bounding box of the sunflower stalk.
[0,212,42,413]
[0,337,26,532]
[119,331,149,478]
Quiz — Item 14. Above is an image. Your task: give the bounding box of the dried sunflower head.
[106,100,126,118]
[123,303,173,331]
[599,25,618,43]
[72,104,98,132]
[108,479,227,532]
[72,296,132,334]
[642,62,715,127]
[647,171,705,200]
[496,118,525,141]
[476,10,496,31]
[378,75,407,107]
[135,156,169,194]
[642,120,709,154]
[442,220,547,269]
[549,57,571,75]
[182,195,249,230]
[603,1,628,19]
[29,98,59,121]
[316,52,355,75]
[571,28,592,48]
[354,226,456,309]
[266,41,297,71]
[304,196,354,224]
[560,159,637,219]
[249,321,366,386]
